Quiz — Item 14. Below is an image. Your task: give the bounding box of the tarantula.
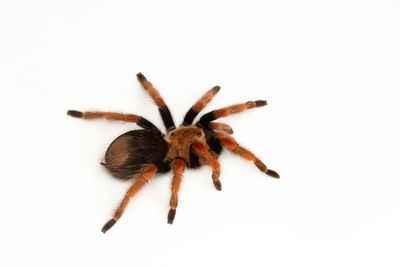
[67,73,279,233]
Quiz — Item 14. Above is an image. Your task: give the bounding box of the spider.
[67,73,280,233]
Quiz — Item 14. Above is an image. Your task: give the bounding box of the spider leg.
[197,100,267,129]
[168,158,185,224]
[101,165,158,233]
[136,73,176,131]
[182,86,220,126]
[67,110,159,131]
[209,122,233,134]
[192,142,222,191]
[214,132,280,178]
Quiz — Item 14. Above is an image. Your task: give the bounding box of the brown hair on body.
[164,126,206,164]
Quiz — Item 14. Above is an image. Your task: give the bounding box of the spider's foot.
[213,180,222,191]
[67,110,83,118]
[168,209,176,224]
[212,171,221,191]
[255,100,267,107]
[136,72,147,82]
[266,169,280,179]
[102,218,117,233]
[211,85,221,94]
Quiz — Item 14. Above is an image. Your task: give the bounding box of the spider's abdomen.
[103,129,169,179]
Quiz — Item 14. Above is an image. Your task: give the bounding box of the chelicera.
[67,73,279,233]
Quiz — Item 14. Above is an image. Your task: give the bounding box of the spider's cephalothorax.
[164,126,205,163]
[67,73,279,233]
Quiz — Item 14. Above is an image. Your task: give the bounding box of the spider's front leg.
[214,132,280,178]
[192,142,222,191]
[168,158,185,224]
[136,73,176,131]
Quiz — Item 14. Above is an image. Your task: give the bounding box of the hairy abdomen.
[103,130,169,179]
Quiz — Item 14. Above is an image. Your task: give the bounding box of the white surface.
[1,0,400,266]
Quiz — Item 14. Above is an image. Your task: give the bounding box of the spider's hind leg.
[67,110,159,131]
[214,132,279,179]
[67,110,139,122]
[101,165,158,233]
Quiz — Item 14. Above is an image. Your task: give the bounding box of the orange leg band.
[209,122,233,134]
[67,110,139,122]
[213,100,267,119]
[192,86,220,112]
[136,72,166,107]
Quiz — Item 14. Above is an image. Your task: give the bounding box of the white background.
[1,0,399,266]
